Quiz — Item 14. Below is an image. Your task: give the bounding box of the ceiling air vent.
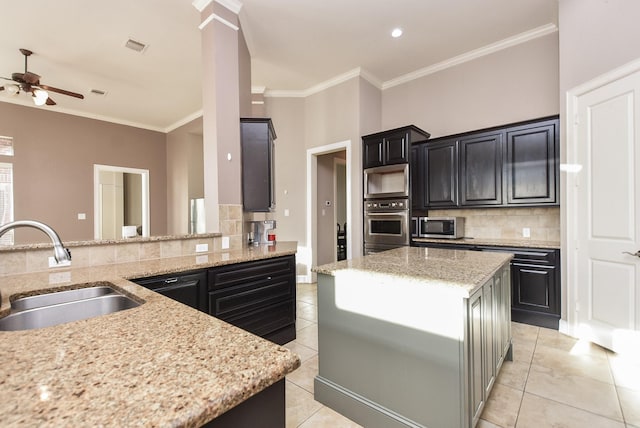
[124,38,148,53]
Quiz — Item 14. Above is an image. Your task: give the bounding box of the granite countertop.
[412,237,560,249]
[0,242,300,427]
[313,246,513,297]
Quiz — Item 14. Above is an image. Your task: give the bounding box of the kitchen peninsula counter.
[313,246,513,428]
[0,242,300,427]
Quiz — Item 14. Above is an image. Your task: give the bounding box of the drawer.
[218,299,295,339]
[209,275,294,318]
[477,246,557,265]
[209,255,295,290]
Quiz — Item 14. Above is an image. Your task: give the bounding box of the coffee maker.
[248,220,277,246]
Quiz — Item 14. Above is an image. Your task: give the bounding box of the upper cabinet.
[505,119,559,205]
[241,118,276,212]
[459,131,503,206]
[362,126,430,169]
[422,139,458,208]
[413,116,559,210]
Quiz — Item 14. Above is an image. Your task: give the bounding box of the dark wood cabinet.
[505,119,559,205]
[459,132,503,206]
[362,125,430,169]
[208,255,296,345]
[422,139,458,208]
[410,145,423,210]
[241,118,276,212]
[411,241,560,329]
[413,116,559,209]
[131,269,208,313]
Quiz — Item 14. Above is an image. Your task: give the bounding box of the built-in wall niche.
[93,164,149,240]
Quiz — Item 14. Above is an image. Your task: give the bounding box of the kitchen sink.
[0,284,142,331]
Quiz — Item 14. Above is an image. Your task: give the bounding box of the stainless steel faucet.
[0,220,71,263]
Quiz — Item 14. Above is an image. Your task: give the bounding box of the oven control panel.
[365,199,407,211]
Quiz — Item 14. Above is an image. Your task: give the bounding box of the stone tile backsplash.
[426,207,560,241]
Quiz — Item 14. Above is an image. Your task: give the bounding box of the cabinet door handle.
[164,278,179,284]
[267,276,272,280]
[622,251,640,258]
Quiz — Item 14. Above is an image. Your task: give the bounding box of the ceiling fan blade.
[45,97,56,106]
[38,84,84,99]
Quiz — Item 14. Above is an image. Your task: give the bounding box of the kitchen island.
[313,246,513,428]
[0,242,300,427]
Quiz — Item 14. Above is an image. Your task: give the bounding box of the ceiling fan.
[0,48,84,106]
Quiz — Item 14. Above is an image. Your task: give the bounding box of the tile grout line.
[512,327,539,428]
[606,350,628,425]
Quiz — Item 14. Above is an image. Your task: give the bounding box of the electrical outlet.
[195,243,208,253]
[221,236,230,250]
[522,227,531,238]
[284,209,290,217]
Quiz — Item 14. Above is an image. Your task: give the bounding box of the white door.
[568,61,640,355]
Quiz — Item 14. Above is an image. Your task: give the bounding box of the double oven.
[363,164,410,255]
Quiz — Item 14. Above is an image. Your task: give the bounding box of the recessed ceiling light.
[391,28,403,38]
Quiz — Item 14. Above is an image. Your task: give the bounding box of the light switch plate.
[522,227,531,238]
[221,236,230,250]
[195,243,209,253]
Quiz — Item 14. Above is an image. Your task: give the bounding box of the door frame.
[306,141,353,283]
[564,57,640,338]
[334,157,347,261]
[94,164,150,240]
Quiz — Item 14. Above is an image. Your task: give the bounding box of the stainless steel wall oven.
[363,199,410,255]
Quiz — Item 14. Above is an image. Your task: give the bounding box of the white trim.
[306,141,352,283]
[564,56,640,338]
[0,98,167,133]
[165,110,203,133]
[199,13,239,31]
[383,24,558,90]
[265,23,557,98]
[93,164,150,240]
[252,86,266,94]
[251,101,265,105]
[192,0,242,14]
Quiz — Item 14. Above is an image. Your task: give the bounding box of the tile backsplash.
[426,207,560,241]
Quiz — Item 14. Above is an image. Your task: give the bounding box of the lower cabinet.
[413,241,561,329]
[132,255,297,345]
[131,269,208,313]
[467,264,512,427]
[208,255,297,345]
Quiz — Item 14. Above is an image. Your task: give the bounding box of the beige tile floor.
[285,283,640,428]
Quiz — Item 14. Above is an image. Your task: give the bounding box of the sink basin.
[11,286,116,311]
[0,284,142,331]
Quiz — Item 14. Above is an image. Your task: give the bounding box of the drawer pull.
[267,276,272,280]
[164,278,178,284]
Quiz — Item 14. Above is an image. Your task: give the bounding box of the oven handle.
[365,211,409,216]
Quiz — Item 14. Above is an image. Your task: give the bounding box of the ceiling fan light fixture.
[32,89,49,106]
[4,84,20,96]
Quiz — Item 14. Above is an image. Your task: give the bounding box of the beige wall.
[557,0,640,320]
[166,116,203,235]
[382,33,559,138]
[0,102,167,244]
[238,26,253,119]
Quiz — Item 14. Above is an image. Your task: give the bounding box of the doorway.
[566,58,640,355]
[94,164,150,240]
[306,141,353,282]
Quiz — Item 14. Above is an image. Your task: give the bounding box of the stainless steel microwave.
[417,217,465,239]
[363,164,409,199]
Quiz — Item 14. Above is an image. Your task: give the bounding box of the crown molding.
[164,110,204,133]
[264,23,557,97]
[382,23,558,90]
[192,0,242,14]
[266,68,378,98]
[199,13,239,31]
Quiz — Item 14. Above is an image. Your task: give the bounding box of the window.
[0,163,14,245]
[0,136,14,156]
[0,136,14,245]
